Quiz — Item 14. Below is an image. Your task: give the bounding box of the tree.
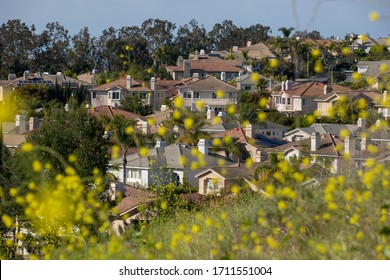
[120,95,154,116]
[32,22,70,73]
[103,115,146,183]
[0,19,36,77]
[208,20,240,50]
[141,18,176,55]
[26,101,110,178]
[95,27,123,72]
[68,27,97,74]
[175,19,208,56]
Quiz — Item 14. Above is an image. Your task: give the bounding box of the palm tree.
[278,27,295,58]
[102,115,145,183]
[278,27,295,39]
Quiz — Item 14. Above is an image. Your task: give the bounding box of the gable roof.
[195,163,256,180]
[167,56,242,73]
[90,77,154,92]
[184,75,238,92]
[273,82,351,97]
[284,123,360,138]
[270,133,343,157]
[357,60,390,78]
[110,144,233,170]
[113,184,157,216]
[239,42,276,60]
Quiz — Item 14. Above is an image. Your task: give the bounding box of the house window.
[245,86,251,90]
[212,92,217,99]
[183,92,192,99]
[194,92,200,99]
[275,96,281,104]
[302,98,306,106]
[205,179,220,191]
[92,92,97,99]
[109,91,120,100]
[140,92,147,100]
[287,98,291,105]
[229,92,234,99]
[128,169,141,179]
[281,98,286,104]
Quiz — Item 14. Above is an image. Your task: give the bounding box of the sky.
[1,0,389,39]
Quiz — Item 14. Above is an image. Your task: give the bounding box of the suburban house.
[195,163,257,195]
[0,71,91,102]
[210,123,288,163]
[271,81,351,116]
[283,119,365,142]
[376,91,390,119]
[351,35,389,54]
[357,60,390,90]
[175,75,239,114]
[166,55,242,81]
[1,114,40,152]
[271,123,390,174]
[89,75,171,111]
[87,105,150,134]
[200,118,288,139]
[314,89,381,117]
[108,140,233,190]
[231,41,276,72]
[235,72,275,91]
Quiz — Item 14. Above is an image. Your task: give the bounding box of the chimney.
[198,139,208,155]
[344,135,350,155]
[177,56,184,67]
[310,132,320,151]
[361,137,367,151]
[141,121,150,134]
[28,117,39,131]
[285,80,292,91]
[183,60,190,78]
[192,73,199,82]
[323,85,332,95]
[155,140,167,148]
[357,117,366,131]
[15,115,26,134]
[109,182,116,202]
[383,90,388,102]
[237,76,242,90]
[221,71,227,82]
[8,74,16,81]
[126,75,132,89]
[150,77,156,91]
[245,123,253,138]
[281,81,285,91]
[199,49,205,56]
[23,71,29,81]
[247,41,252,47]
[206,108,214,120]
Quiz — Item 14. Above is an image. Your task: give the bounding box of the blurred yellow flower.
[369,11,380,22]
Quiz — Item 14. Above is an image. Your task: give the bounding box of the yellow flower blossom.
[32,160,43,173]
[369,11,380,21]
[21,143,34,152]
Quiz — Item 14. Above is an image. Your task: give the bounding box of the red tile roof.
[274,82,351,97]
[87,105,144,120]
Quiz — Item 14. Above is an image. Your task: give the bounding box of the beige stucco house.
[176,75,239,114]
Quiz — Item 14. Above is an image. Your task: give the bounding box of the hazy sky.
[1,0,389,39]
